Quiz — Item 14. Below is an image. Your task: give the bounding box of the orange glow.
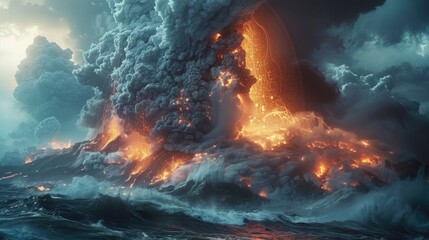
[49,140,72,150]
[360,140,370,147]
[237,16,301,150]
[98,114,123,150]
[24,157,33,164]
[213,33,221,42]
[193,152,209,163]
[217,70,235,88]
[359,155,380,167]
[152,157,185,184]
[235,14,387,192]
[91,112,154,179]
[315,163,327,178]
[122,131,151,161]
[258,190,268,199]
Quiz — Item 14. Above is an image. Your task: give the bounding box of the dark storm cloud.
[297,62,339,113]
[323,65,429,163]
[278,0,429,165]
[0,0,115,50]
[313,0,429,72]
[268,0,385,59]
[340,0,429,46]
[379,64,429,116]
[14,36,93,133]
[264,0,386,114]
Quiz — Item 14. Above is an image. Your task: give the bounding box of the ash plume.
[1,0,427,235]
[75,0,262,145]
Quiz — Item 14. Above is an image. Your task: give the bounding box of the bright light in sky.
[0,0,8,8]
[0,0,113,153]
[0,25,38,74]
[0,26,36,136]
[0,22,73,137]
[0,0,44,8]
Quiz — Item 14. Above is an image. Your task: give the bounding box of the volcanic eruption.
[1,0,428,237]
[74,2,395,195]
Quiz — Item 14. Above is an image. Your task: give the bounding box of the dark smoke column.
[75,0,262,148]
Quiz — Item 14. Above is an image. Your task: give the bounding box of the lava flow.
[237,6,304,150]
[210,5,392,193]
[77,3,394,194]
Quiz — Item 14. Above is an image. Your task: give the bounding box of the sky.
[0,0,428,162]
[273,0,429,161]
[0,0,113,154]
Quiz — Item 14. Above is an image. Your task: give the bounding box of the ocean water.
[0,145,428,239]
[0,185,422,240]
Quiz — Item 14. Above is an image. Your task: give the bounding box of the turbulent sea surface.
[0,148,429,239]
[0,174,427,239]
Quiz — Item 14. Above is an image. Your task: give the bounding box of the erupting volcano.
[1,1,428,239]
[76,3,395,196]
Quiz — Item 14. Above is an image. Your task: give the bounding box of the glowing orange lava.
[92,112,154,180]
[217,70,235,88]
[98,114,123,150]
[213,33,221,42]
[237,15,303,150]
[152,157,185,184]
[258,190,268,199]
[315,163,328,178]
[122,131,151,161]
[234,7,389,192]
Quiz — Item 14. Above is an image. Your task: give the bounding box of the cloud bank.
[303,0,429,165]
[12,36,93,147]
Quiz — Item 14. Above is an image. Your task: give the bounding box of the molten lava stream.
[89,112,158,183]
[238,9,303,150]
[233,6,391,193]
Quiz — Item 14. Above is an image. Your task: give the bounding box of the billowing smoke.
[14,36,94,143]
[73,0,428,193]
[2,0,428,235]
[75,0,261,145]
[310,0,429,165]
[34,117,61,144]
